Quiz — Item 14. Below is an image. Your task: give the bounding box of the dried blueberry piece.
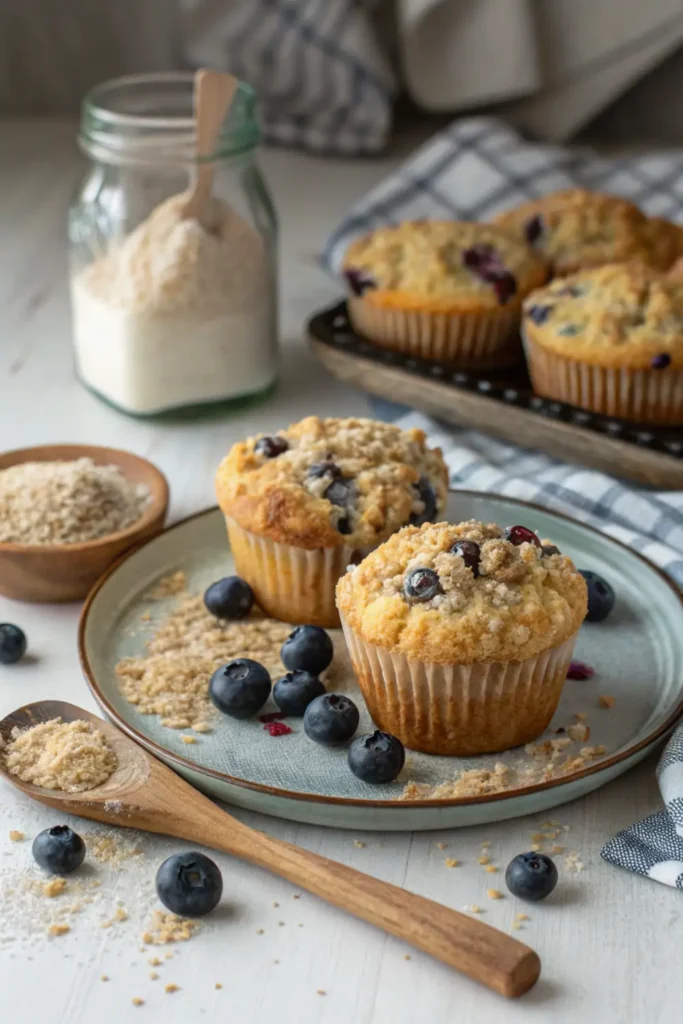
[344,268,376,296]
[651,353,671,370]
[567,660,594,680]
[255,435,288,458]
[462,243,497,269]
[526,305,551,325]
[337,516,352,535]
[524,214,544,246]
[505,525,541,547]
[450,539,481,577]
[308,461,342,480]
[410,476,437,526]
[541,544,561,557]
[488,269,517,305]
[403,567,441,603]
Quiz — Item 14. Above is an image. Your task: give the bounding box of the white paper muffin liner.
[340,613,579,756]
[225,517,368,628]
[348,296,522,368]
[523,332,683,425]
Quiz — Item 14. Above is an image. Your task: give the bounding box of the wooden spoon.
[181,68,238,225]
[0,701,540,999]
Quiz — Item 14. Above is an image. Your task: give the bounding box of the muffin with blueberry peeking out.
[342,220,548,368]
[215,416,448,627]
[493,189,683,277]
[522,262,683,424]
[336,519,587,756]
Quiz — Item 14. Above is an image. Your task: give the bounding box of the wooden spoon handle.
[183,68,238,222]
[190,812,539,999]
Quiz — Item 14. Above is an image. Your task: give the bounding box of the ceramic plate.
[79,494,683,831]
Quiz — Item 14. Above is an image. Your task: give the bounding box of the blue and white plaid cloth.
[323,119,683,886]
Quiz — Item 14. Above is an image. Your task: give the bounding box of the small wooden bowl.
[0,444,169,603]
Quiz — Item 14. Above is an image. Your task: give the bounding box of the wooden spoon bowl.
[0,700,541,999]
[0,444,169,603]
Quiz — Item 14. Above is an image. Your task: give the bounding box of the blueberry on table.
[281,625,334,675]
[304,694,359,746]
[410,476,437,526]
[209,659,271,719]
[579,570,615,623]
[254,435,289,458]
[403,567,441,603]
[32,826,86,875]
[273,671,326,716]
[204,577,254,620]
[505,852,558,901]
[155,851,223,917]
[348,731,405,784]
[0,624,27,665]
[450,540,481,577]
[505,525,541,548]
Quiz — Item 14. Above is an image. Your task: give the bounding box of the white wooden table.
[1,120,681,1024]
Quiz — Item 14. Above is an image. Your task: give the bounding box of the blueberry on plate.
[579,570,615,622]
[0,623,27,665]
[204,576,254,620]
[254,435,289,458]
[281,625,334,675]
[410,476,437,526]
[505,852,558,901]
[32,826,86,875]
[403,567,441,603]
[155,851,223,917]
[348,731,405,784]
[209,659,271,719]
[304,694,359,746]
[273,670,326,716]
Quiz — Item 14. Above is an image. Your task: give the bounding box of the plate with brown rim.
[78,492,683,831]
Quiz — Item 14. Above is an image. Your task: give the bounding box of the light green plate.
[79,493,683,831]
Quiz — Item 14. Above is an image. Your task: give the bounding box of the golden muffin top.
[216,416,448,550]
[336,519,587,664]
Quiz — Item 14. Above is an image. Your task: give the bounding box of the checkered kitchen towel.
[323,119,683,885]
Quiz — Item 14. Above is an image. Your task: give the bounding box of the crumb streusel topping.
[342,220,548,310]
[523,262,683,368]
[216,416,448,549]
[336,520,587,663]
[493,188,683,275]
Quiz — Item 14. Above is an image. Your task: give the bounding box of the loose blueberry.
[155,851,223,917]
[0,624,27,665]
[505,525,541,548]
[524,214,544,245]
[204,576,254,620]
[344,268,376,296]
[526,304,552,325]
[273,670,326,716]
[410,476,437,526]
[348,731,405,784]
[254,435,288,458]
[505,852,558,901]
[281,625,334,675]
[32,826,85,875]
[651,353,671,370]
[567,660,594,680]
[579,570,615,622]
[450,539,481,577]
[303,693,359,746]
[307,461,342,480]
[209,658,271,719]
[541,544,561,556]
[403,567,441,603]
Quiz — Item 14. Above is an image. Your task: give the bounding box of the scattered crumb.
[272,901,279,908]
[101,906,129,929]
[530,844,542,852]
[574,712,589,723]
[464,905,482,914]
[164,984,180,994]
[9,830,25,842]
[565,851,584,874]
[316,990,327,996]
[150,571,186,599]
[480,840,491,849]
[599,694,615,709]
[477,855,490,865]
[256,928,264,935]
[530,832,544,842]
[298,923,304,928]
[486,889,504,900]
[140,611,152,623]
[100,975,109,982]
[149,972,159,981]
[179,735,197,745]
[132,997,144,1007]
[215,983,223,990]
[353,840,366,848]
[83,830,144,866]
[278,921,285,927]
[292,894,301,900]
[48,923,70,937]
[148,957,162,967]
[191,722,212,734]
[516,913,529,921]
[435,842,446,851]
[444,858,459,868]
[403,954,412,961]
[511,921,522,931]
[567,722,590,743]
[142,911,200,945]
[484,864,498,874]
[43,878,67,898]
[551,845,566,854]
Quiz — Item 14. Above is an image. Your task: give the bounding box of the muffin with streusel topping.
[337,519,587,756]
[342,220,548,368]
[215,417,448,627]
[493,188,683,276]
[522,262,683,424]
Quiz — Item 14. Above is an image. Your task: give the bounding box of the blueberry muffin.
[493,189,683,276]
[336,520,587,756]
[215,417,448,627]
[522,262,683,424]
[342,220,548,368]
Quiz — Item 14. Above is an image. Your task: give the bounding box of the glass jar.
[69,72,278,418]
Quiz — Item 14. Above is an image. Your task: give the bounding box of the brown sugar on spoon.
[2,718,117,792]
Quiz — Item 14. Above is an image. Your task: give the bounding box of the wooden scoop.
[181,68,238,225]
[0,701,540,999]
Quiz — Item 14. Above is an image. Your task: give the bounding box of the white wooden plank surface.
[0,120,681,1024]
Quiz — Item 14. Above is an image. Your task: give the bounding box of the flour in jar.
[70,194,277,415]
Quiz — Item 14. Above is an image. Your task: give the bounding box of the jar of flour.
[69,73,278,417]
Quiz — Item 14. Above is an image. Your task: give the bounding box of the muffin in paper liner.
[523,331,683,426]
[226,516,367,628]
[341,614,579,756]
[347,294,522,369]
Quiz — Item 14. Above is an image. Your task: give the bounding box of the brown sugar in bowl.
[0,444,169,603]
